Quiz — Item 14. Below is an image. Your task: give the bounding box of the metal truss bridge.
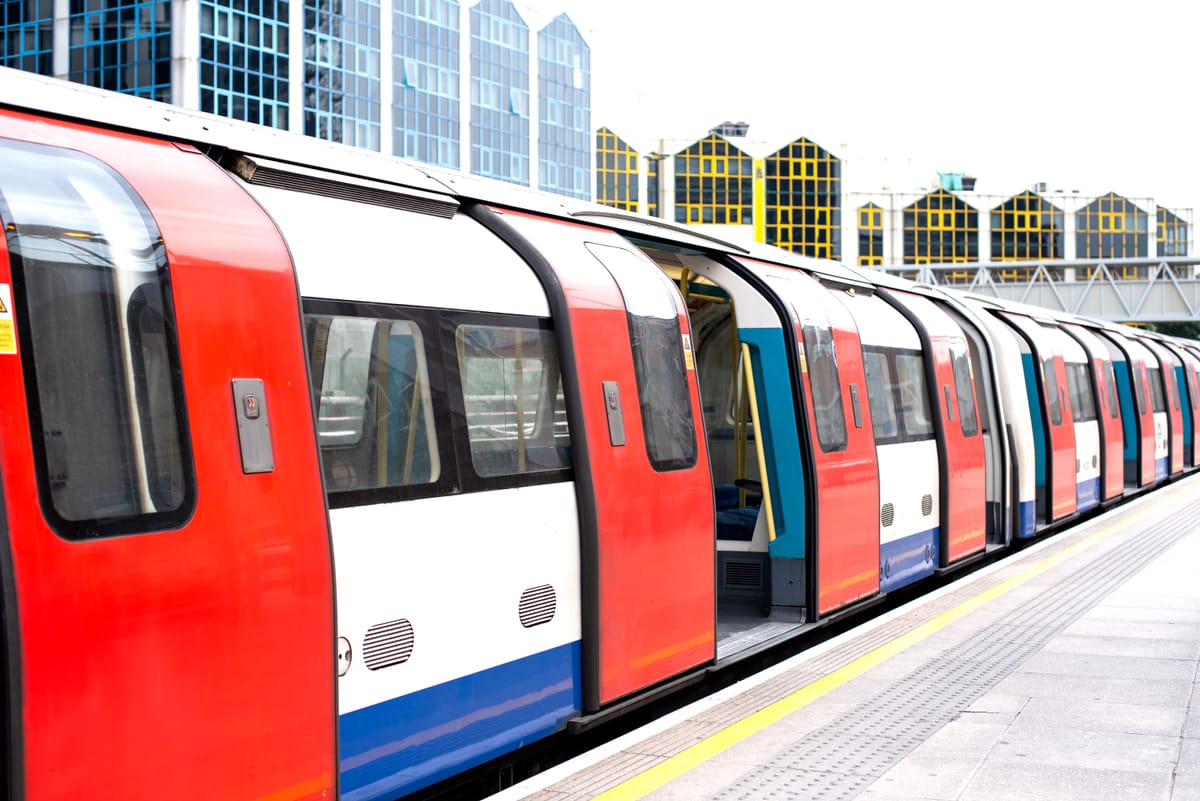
[874,257,1200,323]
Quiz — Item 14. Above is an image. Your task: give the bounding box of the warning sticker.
[681,333,695,370]
[0,284,14,354]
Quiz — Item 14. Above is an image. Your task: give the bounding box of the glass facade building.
[596,127,638,212]
[2,0,590,197]
[469,0,529,185]
[2,0,54,75]
[68,0,172,102]
[538,13,589,199]
[199,0,290,128]
[394,0,460,167]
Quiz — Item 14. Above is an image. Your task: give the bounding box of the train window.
[1134,363,1147,413]
[862,348,899,442]
[307,314,440,491]
[894,352,934,440]
[1106,363,1120,419]
[802,321,847,453]
[1066,363,1097,423]
[1043,358,1063,425]
[457,324,571,477]
[586,243,697,471]
[1147,367,1166,413]
[949,338,978,437]
[0,138,194,539]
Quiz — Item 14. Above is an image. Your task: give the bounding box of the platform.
[492,472,1200,801]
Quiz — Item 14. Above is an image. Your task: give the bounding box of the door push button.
[232,378,274,474]
[602,380,626,447]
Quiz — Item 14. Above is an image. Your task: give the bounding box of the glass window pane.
[310,315,440,490]
[950,338,978,437]
[457,324,570,477]
[894,352,934,440]
[585,243,697,471]
[802,322,847,452]
[0,138,194,538]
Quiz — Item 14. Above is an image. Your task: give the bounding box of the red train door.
[1145,341,1184,476]
[1106,333,1158,487]
[880,290,986,565]
[0,116,335,799]
[1001,314,1077,522]
[1063,324,1124,501]
[478,208,714,709]
[750,266,879,616]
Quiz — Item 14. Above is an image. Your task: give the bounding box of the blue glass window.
[68,0,172,102]
[200,0,290,128]
[469,0,528,186]
[1,0,54,75]
[537,14,589,200]
[304,0,381,150]
[394,0,460,168]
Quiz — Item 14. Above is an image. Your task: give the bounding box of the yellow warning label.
[0,321,13,355]
[0,296,7,314]
[681,334,694,370]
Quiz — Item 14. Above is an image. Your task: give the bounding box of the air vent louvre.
[881,502,895,527]
[724,560,763,588]
[518,584,557,628]
[362,618,414,670]
[921,494,933,516]
[229,155,458,218]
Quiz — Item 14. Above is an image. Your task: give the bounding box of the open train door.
[998,313,1077,523]
[1144,340,1185,477]
[878,290,986,567]
[1100,330,1158,487]
[472,207,715,711]
[1062,323,1125,501]
[740,263,880,618]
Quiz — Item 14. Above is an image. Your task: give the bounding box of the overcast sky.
[521,0,1200,212]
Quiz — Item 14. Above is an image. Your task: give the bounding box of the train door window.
[1134,364,1147,413]
[1106,363,1120,419]
[306,313,440,493]
[949,337,978,437]
[862,347,899,442]
[1066,363,1097,422]
[1147,367,1166,413]
[1043,358,1063,425]
[801,320,847,453]
[456,323,571,477]
[0,139,194,539]
[585,243,697,471]
[894,352,934,440]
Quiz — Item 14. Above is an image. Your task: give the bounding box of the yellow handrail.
[740,343,776,542]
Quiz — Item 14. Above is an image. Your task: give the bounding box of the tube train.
[1,68,1198,801]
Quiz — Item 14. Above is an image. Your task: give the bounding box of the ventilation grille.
[362,618,414,670]
[519,584,557,628]
[724,559,764,588]
[880,502,895,528]
[228,155,458,218]
[921,494,934,516]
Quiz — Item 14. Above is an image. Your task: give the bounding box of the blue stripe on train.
[880,527,937,593]
[340,641,582,801]
[1017,500,1036,539]
[1076,477,1100,512]
[1156,455,1168,481]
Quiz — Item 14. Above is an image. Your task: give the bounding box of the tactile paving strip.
[712,498,1200,801]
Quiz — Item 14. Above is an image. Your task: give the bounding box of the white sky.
[519,0,1200,212]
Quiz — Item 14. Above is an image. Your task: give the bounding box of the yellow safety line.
[592,503,1156,801]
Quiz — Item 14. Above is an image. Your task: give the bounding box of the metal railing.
[873,257,1200,322]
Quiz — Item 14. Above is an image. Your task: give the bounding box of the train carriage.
[2,67,1200,801]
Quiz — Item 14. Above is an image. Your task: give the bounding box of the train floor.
[491,471,1200,801]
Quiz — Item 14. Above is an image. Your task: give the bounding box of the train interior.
[629,243,814,659]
